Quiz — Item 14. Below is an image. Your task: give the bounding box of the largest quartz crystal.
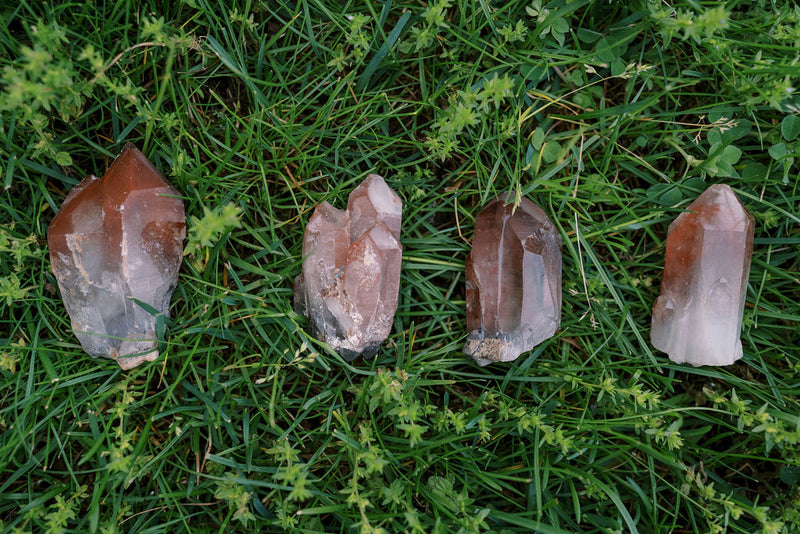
[651,184,754,366]
[48,143,186,369]
[464,196,562,366]
[294,174,402,360]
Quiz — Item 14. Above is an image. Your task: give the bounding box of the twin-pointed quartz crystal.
[651,184,754,366]
[48,143,186,369]
[294,174,402,360]
[464,196,562,366]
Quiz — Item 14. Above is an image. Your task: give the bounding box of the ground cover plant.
[1,0,799,532]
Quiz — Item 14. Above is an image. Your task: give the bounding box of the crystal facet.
[651,184,754,366]
[48,143,186,369]
[464,196,562,366]
[294,174,402,360]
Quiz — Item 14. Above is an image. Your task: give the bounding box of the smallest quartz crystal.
[651,184,754,366]
[294,174,402,360]
[464,196,562,366]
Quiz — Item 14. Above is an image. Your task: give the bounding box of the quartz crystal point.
[464,196,562,366]
[294,174,402,360]
[651,184,754,366]
[48,143,186,369]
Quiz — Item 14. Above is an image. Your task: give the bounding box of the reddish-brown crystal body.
[294,174,402,359]
[464,196,562,366]
[48,143,186,369]
[651,184,754,366]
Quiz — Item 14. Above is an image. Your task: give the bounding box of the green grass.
[1,0,799,532]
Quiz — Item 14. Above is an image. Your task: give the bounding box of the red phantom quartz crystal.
[48,143,186,369]
[294,174,402,360]
[464,196,562,366]
[651,184,754,366]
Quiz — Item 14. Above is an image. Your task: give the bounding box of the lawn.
[1,0,799,532]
